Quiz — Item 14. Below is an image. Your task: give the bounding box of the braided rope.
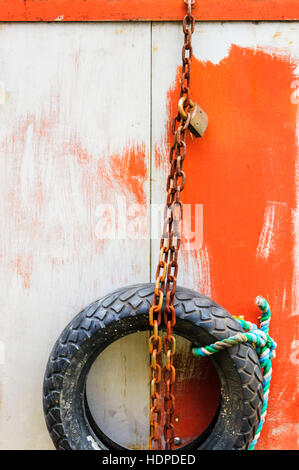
[192,296,276,450]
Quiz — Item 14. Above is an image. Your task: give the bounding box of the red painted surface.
[160,46,298,449]
[0,0,298,21]
[174,352,221,446]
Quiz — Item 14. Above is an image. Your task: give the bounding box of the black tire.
[43,283,264,450]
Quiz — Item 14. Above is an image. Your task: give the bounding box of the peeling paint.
[0,20,298,450]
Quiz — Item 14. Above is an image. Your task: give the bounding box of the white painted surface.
[0,22,151,450]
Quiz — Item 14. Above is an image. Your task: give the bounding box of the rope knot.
[192,296,276,450]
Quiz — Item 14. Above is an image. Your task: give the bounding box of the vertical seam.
[149,20,153,284]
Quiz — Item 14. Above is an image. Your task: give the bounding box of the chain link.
[149,0,196,450]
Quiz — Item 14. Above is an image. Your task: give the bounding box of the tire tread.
[43,283,263,450]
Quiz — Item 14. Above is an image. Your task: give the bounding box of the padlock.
[178,97,208,138]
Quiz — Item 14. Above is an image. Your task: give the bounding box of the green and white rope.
[192,296,276,450]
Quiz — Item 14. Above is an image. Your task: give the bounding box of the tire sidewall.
[43,283,263,450]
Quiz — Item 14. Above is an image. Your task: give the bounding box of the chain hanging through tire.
[43,0,272,451]
[149,0,199,450]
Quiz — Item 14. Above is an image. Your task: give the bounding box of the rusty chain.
[149,0,196,451]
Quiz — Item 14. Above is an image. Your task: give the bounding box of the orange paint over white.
[256,201,288,259]
[0,0,298,21]
[0,22,151,449]
[16,255,33,289]
[290,340,299,365]
[110,146,148,206]
[162,45,298,449]
[0,81,5,105]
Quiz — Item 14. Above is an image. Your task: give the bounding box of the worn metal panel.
[151,21,299,450]
[0,22,151,450]
[0,0,299,22]
[86,332,150,450]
